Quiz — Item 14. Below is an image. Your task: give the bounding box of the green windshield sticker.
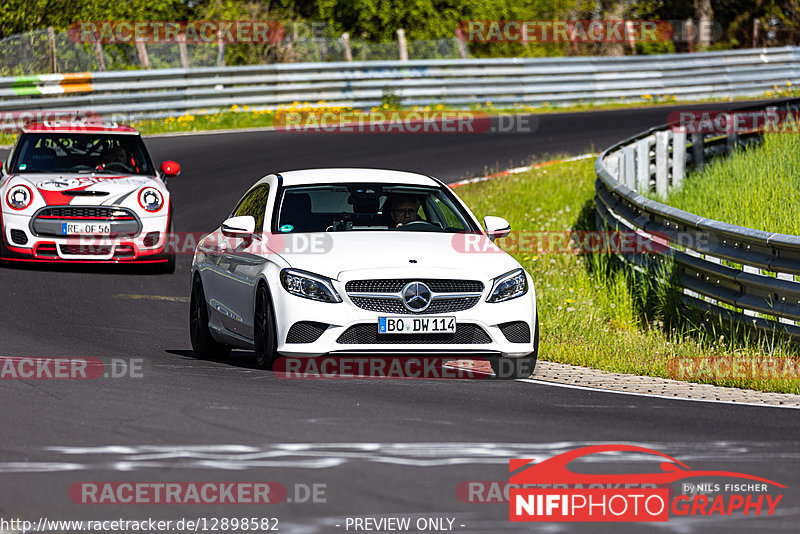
[279,224,294,233]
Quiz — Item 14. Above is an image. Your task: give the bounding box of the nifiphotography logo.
[509,444,785,522]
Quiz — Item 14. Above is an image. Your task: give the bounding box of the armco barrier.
[0,47,799,118]
[594,98,800,340]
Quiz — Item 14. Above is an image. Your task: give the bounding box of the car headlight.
[138,187,163,212]
[487,268,528,303]
[6,184,32,210]
[280,269,342,303]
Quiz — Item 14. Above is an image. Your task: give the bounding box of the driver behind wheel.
[387,195,420,227]
[103,145,128,165]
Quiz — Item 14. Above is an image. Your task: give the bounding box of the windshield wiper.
[76,169,131,174]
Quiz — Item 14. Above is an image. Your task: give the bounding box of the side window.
[431,197,466,230]
[232,184,270,233]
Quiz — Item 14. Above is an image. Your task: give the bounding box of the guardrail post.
[727,130,739,153]
[655,131,670,199]
[636,136,653,193]
[341,32,353,62]
[672,131,687,189]
[217,30,226,66]
[397,29,408,61]
[93,41,106,71]
[455,27,469,59]
[691,133,704,169]
[623,144,636,190]
[47,26,58,73]
[178,33,189,69]
[135,40,150,69]
[606,152,620,182]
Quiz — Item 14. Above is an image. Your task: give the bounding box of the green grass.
[454,156,800,394]
[663,133,800,235]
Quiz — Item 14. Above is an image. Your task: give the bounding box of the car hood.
[11,172,163,206]
[272,231,521,280]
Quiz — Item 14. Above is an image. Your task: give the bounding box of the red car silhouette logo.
[510,444,785,487]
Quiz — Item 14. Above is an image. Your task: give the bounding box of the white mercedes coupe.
[190,169,538,378]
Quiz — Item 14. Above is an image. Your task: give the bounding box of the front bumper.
[271,273,537,359]
[2,209,170,263]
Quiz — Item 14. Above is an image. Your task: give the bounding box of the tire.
[190,276,231,359]
[491,317,539,379]
[254,283,278,370]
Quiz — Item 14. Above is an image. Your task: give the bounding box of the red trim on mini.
[2,257,167,264]
[37,215,136,220]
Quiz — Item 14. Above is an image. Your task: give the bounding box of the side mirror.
[221,215,256,238]
[484,215,511,241]
[160,160,181,178]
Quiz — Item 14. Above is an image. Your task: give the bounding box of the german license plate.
[61,222,111,235]
[378,316,456,334]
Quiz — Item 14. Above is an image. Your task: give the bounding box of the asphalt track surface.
[1,102,798,533]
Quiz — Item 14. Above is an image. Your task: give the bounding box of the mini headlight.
[280,269,342,303]
[138,187,163,212]
[6,184,32,210]
[487,268,528,303]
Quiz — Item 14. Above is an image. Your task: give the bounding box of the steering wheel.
[100,162,133,172]
[393,220,439,231]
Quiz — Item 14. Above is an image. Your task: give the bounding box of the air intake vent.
[10,229,27,245]
[498,321,531,343]
[286,321,329,343]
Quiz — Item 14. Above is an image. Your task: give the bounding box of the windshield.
[10,133,155,175]
[275,183,479,233]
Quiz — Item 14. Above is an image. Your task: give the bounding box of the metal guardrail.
[0,47,799,118]
[594,98,800,341]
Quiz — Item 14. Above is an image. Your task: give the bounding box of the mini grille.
[336,323,491,344]
[35,244,58,257]
[10,229,27,245]
[350,296,480,314]
[346,279,483,293]
[37,207,134,219]
[286,321,329,344]
[498,321,531,343]
[60,244,112,256]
